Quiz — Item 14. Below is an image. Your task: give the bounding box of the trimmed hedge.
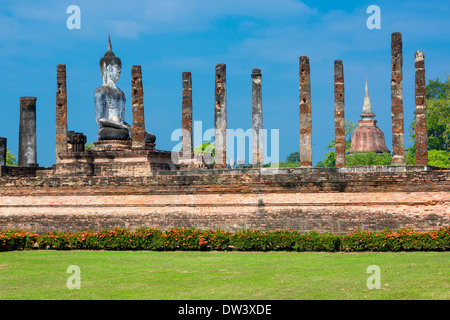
[1,226,449,252]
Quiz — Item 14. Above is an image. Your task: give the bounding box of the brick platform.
[0,166,448,233]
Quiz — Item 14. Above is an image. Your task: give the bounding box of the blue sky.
[0,0,449,167]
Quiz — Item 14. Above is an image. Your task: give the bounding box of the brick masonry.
[299,56,312,167]
[182,72,193,159]
[0,166,448,233]
[414,51,428,166]
[391,32,406,165]
[214,63,227,168]
[252,68,263,167]
[18,97,38,167]
[56,64,68,163]
[334,60,345,167]
[131,65,146,149]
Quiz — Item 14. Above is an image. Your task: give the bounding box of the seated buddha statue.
[95,35,132,140]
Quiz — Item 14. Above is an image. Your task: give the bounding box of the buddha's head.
[100,34,122,84]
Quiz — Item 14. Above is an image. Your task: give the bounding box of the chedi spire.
[361,77,375,120]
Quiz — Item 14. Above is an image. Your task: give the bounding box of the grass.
[0,251,448,300]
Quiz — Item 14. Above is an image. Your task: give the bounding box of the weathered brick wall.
[0,167,449,233]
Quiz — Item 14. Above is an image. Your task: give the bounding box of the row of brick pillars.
[390,33,429,166]
[51,31,427,168]
[332,33,427,167]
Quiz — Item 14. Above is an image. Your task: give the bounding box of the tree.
[193,142,215,157]
[193,142,215,165]
[427,150,450,167]
[315,120,357,167]
[406,75,450,167]
[278,151,300,167]
[6,148,17,166]
[85,142,94,151]
[346,151,391,166]
[285,151,300,164]
[426,76,449,100]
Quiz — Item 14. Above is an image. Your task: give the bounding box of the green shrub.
[293,231,341,252]
[0,230,38,251]
[266,230,301,251]
[0,226,448,252]
[229,230,268,251]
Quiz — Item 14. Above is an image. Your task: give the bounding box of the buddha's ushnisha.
[95,34,132,140]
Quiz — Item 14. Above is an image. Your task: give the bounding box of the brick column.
[334,60,345,167]
[0,137,6,166]
[299,56,312,167]
[391,32,405,165]
[56,64,68,163]
[131,65,146,149]
[252,68,263,167]
[214,63,227,168]
[18,97,38,167]
[182,72,193,159]
[414,51,428,166]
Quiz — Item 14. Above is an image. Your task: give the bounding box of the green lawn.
[0,251,448,300]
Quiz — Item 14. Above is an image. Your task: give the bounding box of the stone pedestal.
[97,127,130,141]
[54,133,174,177]
[55,146,175,177]
[93,140,132,152]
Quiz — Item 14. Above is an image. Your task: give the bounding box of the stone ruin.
[0,33,448,234]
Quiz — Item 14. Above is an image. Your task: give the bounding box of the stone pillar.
[391,32,405,165]
[182,72,193,159]
[334,60,346,167]
[414,51,428,166]
[214,63,227,168]
[56,64,68,163]
[299,56,312,167]
[251,68,263,167]
[131,65,146,149]
[18,97,38,167]
[0,137,6,166]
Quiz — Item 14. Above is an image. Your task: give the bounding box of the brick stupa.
[349,78,390,154]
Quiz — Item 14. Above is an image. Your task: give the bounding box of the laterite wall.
[0,166,449,234]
